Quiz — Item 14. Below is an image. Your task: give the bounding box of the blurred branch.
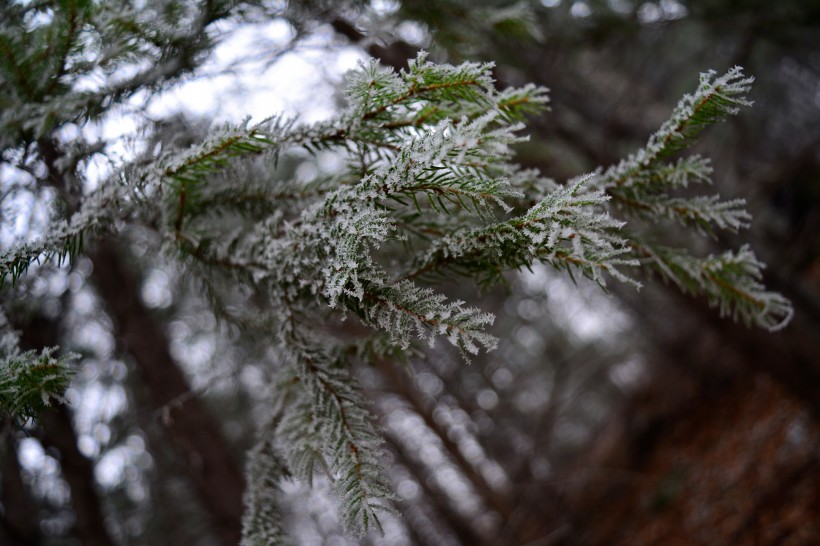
[383,424,486,546]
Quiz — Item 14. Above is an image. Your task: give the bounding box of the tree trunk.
[17,314,117,546]
[1,424,42,546]
[40,406,118,546]
[89,239,244,546]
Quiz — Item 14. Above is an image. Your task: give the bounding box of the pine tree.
[0,1,793,543]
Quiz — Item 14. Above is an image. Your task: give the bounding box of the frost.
[0,43,793,546]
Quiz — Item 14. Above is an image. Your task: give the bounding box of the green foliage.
[585,66,792,330]
[241,423,291,546]
[412,177,638,290]
[0,347,77,422]
[278,340,396,535]
[631,242,793,331]
[0,311,77,423]
[142,58,792,537]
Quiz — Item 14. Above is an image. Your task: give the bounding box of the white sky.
[148,20,365,124]
[79,19,366,189]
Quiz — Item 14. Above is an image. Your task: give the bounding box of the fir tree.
[0,1,793,543]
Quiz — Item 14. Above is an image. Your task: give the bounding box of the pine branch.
[241,427,291,546]
[277,342,395,536]
[410,177,639,289]
[494,83,551,123]
[1,33,794,546]
[632,240,793,331]
[0,180,122,288]
[0,346,77,422]
[354,279,498,357]
[161,124,280,183]
[588,69,756,235]
[346,53,496,122]
[616,193,751,234]
[367,114,526,212]
[338,54,548,154]
[598,67,754,190]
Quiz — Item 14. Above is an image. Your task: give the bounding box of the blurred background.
[2,1,820,545]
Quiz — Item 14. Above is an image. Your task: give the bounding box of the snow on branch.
[411,177,639,289]
[599,67,754,189]
[241,431,291,546]
[0,180,122,288]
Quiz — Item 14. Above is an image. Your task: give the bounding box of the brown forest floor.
[571,370,820,545]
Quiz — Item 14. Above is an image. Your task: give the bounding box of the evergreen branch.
[606,155,713,196]
[362,79,483,121]
[0,226,83,288]
[410,178,639,288]
[493,83,551,123]
[0,311,76,423]
[653,195,751,233]
[0,179,124,287]
[603,155,752,233]
[278,343,394,536]
[162,129,272,181]
[352,279,498,358]
[277,394,332,485]
[579,70,758,239]
[633,241,793,331]
[317,206,394,307]
[1,210,86,287]
[597,67,753,191]
[346,53,496,122]
[613,192,751,234]
[0,33,36,99]
[241,423,291,546]
[337,113,529,218]
[0,22,796,545]
[43,0,82,97]
[159,120,293,234]
[0,347,77,422]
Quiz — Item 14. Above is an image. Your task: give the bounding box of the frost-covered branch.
[597,67,754,190]
[631,240,792,331]
[0,311,76,422]
[277,341,395,536]
[410,178,639,289]
[0,180,123,288]
[588,69,758,235]
[0,24,794,543]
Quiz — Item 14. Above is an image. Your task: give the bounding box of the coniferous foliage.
[0,310,77,423]
[0,1,794,543]
[589,67,794,331]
